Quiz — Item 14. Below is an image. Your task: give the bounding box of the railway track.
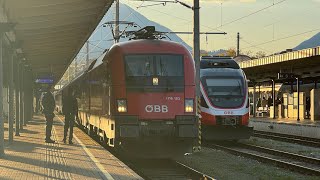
[205,142,320,176]
[72,118,213,180]
[124,158,214,180]
[253,130,320,147]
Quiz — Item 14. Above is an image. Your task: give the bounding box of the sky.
[61,0,320,84]
[119,0,320,54]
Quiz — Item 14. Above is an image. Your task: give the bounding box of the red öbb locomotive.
[200,56,253,140]
[59,27,198,157]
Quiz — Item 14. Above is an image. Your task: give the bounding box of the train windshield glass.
[125,54,183,77]
[204,78,245,108]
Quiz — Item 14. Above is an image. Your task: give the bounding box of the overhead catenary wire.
[241,39,273,54]
[242,27,320,50]
[124,0,148,27]
[125,0,189,46]
[126,0,228,48]
[208,0,288,31]
[127,1,226,32]
[137,0,307,51]
[87,41,108,51]
[80,0,307,60]
[59,2,145,85]
[128,0,226,47]
[74,1,144,64]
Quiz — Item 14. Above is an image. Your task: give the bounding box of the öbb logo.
[145,105,168,113]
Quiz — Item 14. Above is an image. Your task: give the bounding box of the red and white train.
[200,56,253,140]
[57,27,198,157]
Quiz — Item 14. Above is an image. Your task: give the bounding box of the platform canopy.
[4,0,114,82]
[239,47,320,84]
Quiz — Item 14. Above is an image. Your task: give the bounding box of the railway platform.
[0,114,142,180]
[249,117,320,139]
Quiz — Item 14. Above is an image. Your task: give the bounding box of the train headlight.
[152,77,159,85]
[185,99,194,113]
[117,99,127,113]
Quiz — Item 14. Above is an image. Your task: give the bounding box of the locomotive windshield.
[202,77,245,108]
[124,54,184,92]
[125,54,183,77]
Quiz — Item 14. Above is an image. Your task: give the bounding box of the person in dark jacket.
[62,88,78,144]
[42,86,56,143]
[267,95,273,107]
[306,96,311,119]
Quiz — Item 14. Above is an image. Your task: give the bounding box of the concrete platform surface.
[0,115,142,180]
[249,117,320,139]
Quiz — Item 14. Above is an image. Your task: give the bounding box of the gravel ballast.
[241,137,320,159]
[175,146,318,180]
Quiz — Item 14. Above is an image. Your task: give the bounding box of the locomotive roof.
[201,68,244,78]
[200,57,240,69]
[110,39,189,53]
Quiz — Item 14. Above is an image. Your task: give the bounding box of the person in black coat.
[267,96,273,107]
[42,86,56,143]
[62,88,78,144]
[306,97,311,119]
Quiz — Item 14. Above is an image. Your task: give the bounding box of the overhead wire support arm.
[102,21,141,42]
[165,32,227,35]
[175,0,193,10]
[138,2,167,8]
[132,0,195,10]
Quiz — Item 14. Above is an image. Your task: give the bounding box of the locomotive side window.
[89,69,103,115]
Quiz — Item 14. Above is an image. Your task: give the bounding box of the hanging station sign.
[35,78,54,84]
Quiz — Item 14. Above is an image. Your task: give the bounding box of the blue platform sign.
[35,78,54,84]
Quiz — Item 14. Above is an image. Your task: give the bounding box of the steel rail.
[124,159,214,180]
[238,143,320,165]
[253,130,320,147]
[70,115,213,180]
[206,143,320,176]
[175,161,214,180]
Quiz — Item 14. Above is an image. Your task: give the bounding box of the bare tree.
[255,51,267,58]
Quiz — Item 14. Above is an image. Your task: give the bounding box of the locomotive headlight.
[117,99,127,112]
[185,99,194,113]
[152,77,159,85]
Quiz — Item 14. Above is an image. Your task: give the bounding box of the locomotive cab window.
[124,54,183,77]
[124,54,184,92]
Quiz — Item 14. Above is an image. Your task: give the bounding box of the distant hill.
[293,32,320,50]
[85,3,192,60]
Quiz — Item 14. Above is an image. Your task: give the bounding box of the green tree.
[226,48,236,57]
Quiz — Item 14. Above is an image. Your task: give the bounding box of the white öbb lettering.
[145,105,168,113]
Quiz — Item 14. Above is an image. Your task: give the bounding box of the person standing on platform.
[306,96,310,119]
[267,95,273,107]
[62,88,78,144]
[261,97,268,109]
[42,86,56,143]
